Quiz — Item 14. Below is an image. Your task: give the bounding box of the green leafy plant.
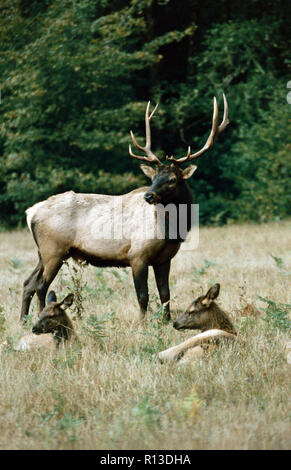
[258,296,291,332]
[83,314,107,342]
[9,257,25,270]
[139,302,169,355]
[174,387,204,422]
[0,308,5,338]
[270,254,290,277]
[91,268,114,299]
[66,262,86,319]
[192,259,216,281]
[132,396,161,427]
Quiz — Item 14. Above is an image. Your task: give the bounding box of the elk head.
[32,291,74,343]
[129,95,229,205]
[173,283,221,331]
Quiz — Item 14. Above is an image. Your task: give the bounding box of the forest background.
[0,0,290,226]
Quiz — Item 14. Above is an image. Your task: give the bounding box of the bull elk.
[20,96,229,322]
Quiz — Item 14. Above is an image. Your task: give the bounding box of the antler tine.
[167,94,229,164]
[217,92,229,136]
[129,101,161,165]
[149,102,159,120]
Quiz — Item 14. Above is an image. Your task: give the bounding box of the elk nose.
[173,321,178,329]
[32,325,38,334]
[144,192,155,204]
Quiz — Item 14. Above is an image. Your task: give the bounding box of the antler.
[129,101,161,165]
[166,93,229,164]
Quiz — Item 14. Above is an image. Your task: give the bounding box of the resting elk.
[159,284,238,363]
[173,283,236,334]
[20,95,229,323]
[1,291,77,353]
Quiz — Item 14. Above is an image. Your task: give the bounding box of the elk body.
[1,291,76,353]
[159,284,237,363]
[20,97,229,323]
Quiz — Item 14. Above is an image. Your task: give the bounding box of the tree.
[0,0,290,225]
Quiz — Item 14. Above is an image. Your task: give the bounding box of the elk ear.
[201,283,220,307]
[140,164,156,180]
[47,290,57,304]
[182,164,197,180]
[59,293,74,310]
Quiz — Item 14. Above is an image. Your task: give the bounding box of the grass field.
[0,220,290,450]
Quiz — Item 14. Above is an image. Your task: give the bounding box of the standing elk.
[20,96,229,323]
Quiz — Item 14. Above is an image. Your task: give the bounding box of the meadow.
[0,220,290,450]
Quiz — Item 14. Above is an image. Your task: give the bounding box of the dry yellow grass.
[0,220,290,450]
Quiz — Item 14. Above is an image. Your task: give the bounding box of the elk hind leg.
[36,256,63,314]
[20,257,43,322]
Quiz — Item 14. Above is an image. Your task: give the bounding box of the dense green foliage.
[0,0,290,226]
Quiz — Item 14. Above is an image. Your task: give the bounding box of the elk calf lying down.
[0,291,76,353]
[158,283,238,363]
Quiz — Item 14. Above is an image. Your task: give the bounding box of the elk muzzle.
[144,191,156,204]
[173,315,190,330]
[32,323,42,335]
[173,310,200,330]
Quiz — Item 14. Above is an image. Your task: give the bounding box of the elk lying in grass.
[173,283,236,333]
[20,96,229,323]
[1,292,77,353]
[159,284,238,363]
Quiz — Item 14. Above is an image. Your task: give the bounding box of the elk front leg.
[153,260,171,321]
[131,262,149,321]
[158,329,238,362]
